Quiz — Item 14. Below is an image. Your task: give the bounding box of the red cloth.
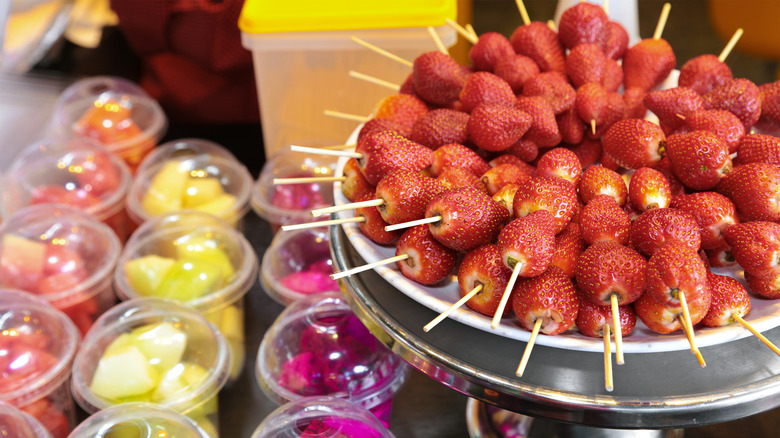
[110,0,260,124]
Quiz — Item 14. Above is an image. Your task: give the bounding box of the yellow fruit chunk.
[141,161,188,216]
[190,193,237,219]
[174,234,235,281]
[182,175,224,208]
[90,345,159,400]
[155,258,225,302]
[124,255,176,296]
[130,321,188,372]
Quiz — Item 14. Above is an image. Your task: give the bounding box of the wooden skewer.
[547,19,556,32]
[733,313,780,357]
[290,145,361,159]
[604,323,614,392]
[348,70,401,92]
[590,119,597,135]
[384,215,441,232]
[320,143,356,150]
[678,292,699,355]
[311,198,384,217]
[428,26,449,55]
[330,254,409,280]
[445,18,478,44]
[676,113,687,120]
[465,23,478,40]
[350,36,413,67]
[273,176,346,185]
[492,263,523,329]
[653,3,671,40]
[324,110,371,123]
[677,308,706,368]
[515,0,531,26]
[718,28,744,63]
[424,284,483,332]
[516,318,542,377]
[603,0,610,16]
[610,294,624,365]
[281,216,365,231]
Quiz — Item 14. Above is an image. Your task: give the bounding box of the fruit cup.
[251,149,338,232]
[125,139,253,230]
[0,402,53,438]
[48,76,167,172]
[0,204,122,336]
[256,292,410,428]
[0,137,133,242]
[252,396,396,438]
[71,298,232,437]
[67,402,211,438]
[260,228,340,305]
[0,289,81,438]
[114,211,257,382]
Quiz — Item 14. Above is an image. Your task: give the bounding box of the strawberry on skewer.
[622,3,675,92]
[678,28,742,96]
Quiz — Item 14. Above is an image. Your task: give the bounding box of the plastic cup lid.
[68,402,210,438]
[0,402,52,438]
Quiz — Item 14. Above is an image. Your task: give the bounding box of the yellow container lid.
[239,0,457,34]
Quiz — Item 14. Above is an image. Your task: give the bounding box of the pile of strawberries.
[336,2,780,343]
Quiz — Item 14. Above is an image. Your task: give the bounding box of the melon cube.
[89,345,158,400]
[124,254,176,296]
[141,161,188,216]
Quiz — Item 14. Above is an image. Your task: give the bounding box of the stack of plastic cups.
[68,403,211,438]
[0,403,53,438]
[0,290,81,438]
[71,298,232,437]
[48,76,167,172]
[0,204,121,335]
[125,139,253,231]
[113,211,257,382]
[0,137,133,242]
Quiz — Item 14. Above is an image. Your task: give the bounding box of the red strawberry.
[522,71,576,115]
[488,154,537,176]
[557,108,586,145]
[601,21,629,60]
[510,21,566,73]
[437,167,488,193]
[670,192,738,250]
[494,54,541,93]
[374,170,444,225]
[575,241,647,306]
[341,157,374,202]
[684,109,745,154]
[481,163,532,196]
[587,91,625,139]
[601,58,624,93]
[469,32,516,72]
[395,225,458,285]
[412,51,468,106]
[736,133,780,166]
[373,94,429,132]
[602,118,666,169]
[757,80,780,133]
[644,240,710,306]
[459,71,516,113]
[492,182,521,217]
[745,271,780,299]
[458,244,514,317]
[700,271,751,328]
[666,130,732,191]
[430,143,490,177]
[716,162,780,222]
[557,2,608,49]
[566,44,607,88]
[705,244,737,268]
[651,156,686,196]
[643,87,704,134]
[579,194,631,245]
[565,138,602,169]
[467,103,532,151]
[628,167,672,212]
[358,118,412,142]
[575,82,609,132]
[576,300,637,338]
[550,221,585,278]
[722,221,780,278]
[634,287,711,334]
[409,108,470,150]
[512,265,580,335]
[515,95,562,148]
[622,38,676,92]
[703,78,762,131]
[425,186,511,252]
[506,138,539,163]
[630,208,701,257]
[578,164,628,206]
[497,210,556,277]
[678,54,733,96]
[355,192,401,246]
[513,175,578,234]
[356,130,435,185]
[535,147,582,185]
[622,87,648,119]
[399,72,416,95]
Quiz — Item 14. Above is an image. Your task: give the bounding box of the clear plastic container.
[0,289,81,438]
[0,137,133,241]
[71,298,232,437]
[260,228,340,305]
[0,204,122,335]
[48,76,167,172]
[67,402,210,438]
[125,139,253,230]
[256,292,410,427]
[252,396,396,438]
[113,211,257,382]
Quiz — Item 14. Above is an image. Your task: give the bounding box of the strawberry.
[575,82,609,131]
[459,71,516,113]
[458,244,514,317]
[356,129,435,185]
[705,244,737,268]
[678,54,733,96]
[628,167,672,212]
[601,21,629,60]
[355,192,401,246]
[399,72,416,95]
[437,166,488,193]
[700,271,751,328]
[373,94,429,132]
[430,143,490,178]
[684,109,745,154]
[409,108,470,150]
[576,299,637,338]
[395,225,458,286]
[703,78,762,131]
[587,91,625,140]
[494,54,541,94]
[488,154,537,176]
[622,38,676,92]
[745,271,780,299]
[515,95,562,148]
[357,118,412,142]
[643,87,704,134]
[512,265,580,335]
[513,175,578,234]
[341,157,374,202]
[557,108,586,145]
[467,103,532,151]
[506,138,539,163]
[735,133,780,166]
[497,210,556,277]
[566,44,607,89]
[601,58,624,93]
[374,170,444,225]
[469,32,516,72]
[565,138,601,169]
[522,71,577,115]
[651,156,686,196]
[634,287,712,334]
[579,194,632,245]
[644,240,710,306]
[557,2,608,49]
[670,192,738,250]
[510,21,566,74]
[481,163,532,196]
[622,87,648,119]
[535,147,582,185]
[602,118,666,169]
[630,208,701,257]
[757,80,780,134]
[722,221,780,278]
[666,130,732,191]
[575,241,647,306]
[412,51,469,106]
[578,164,627,206]
[492,182,521,217]
[716,162,780,222]
[425,186,511,252]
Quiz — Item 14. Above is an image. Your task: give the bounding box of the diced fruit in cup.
[156,259,225,302]
[174,234,236,280]
[141,161,188,215]
[205,305,245,380]
[89,344,160,399]
[130,321,188,372]
[0,234,47,291]
[183,176,224,208]
[125,255,177,296]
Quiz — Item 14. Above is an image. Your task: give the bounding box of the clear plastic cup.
[0,289,81,438]
[260,228,340,305]
[0,204,122,335]
[0,402,53,438]
[67,402,210,438]
[251,150,339,233]
[71,298,232,437]
[0,137,133,241]
[252,396,396,438]
[113,211,257,382]
[125,139,253,231]
[49,76,167,172]
[256,292,410,428]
